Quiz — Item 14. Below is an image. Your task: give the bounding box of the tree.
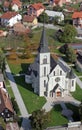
[29,109,50,130]
[59,24,77,43]
[65,46,77,63]
[38,12,49,23]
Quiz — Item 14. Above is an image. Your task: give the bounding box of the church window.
[44,67,46,76]
[60,70,62,75]
[43,56,47,64]
[72,80,74,86]
[54,71,55,76]
[44,80,46,87]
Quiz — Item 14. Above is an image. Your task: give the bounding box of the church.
[25,26,76,98]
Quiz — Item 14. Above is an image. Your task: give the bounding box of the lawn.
[71,84,82,101]
[14,76,46,114]
[65,103,80,121]
[48,104,68,127]
[72,67,82,76]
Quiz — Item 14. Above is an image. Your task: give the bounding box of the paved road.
[38,23,61,30]
[6,63,31,130]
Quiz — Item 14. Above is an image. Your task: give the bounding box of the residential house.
[0,73,14,120]
[28,3,45,17]
[72,11,82,28]
[0,11,22,27]
[13,22,30,35]
[45,10,64,23]
[3,0,10,12]
[11,0,22,11]
[25,27,76,98]
[49,0,72,7]
[23,15,38,27]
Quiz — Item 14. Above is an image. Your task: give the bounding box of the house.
[13,22,30,35]
[25,27,76,98]
[49,0,72,7]
[75,50,82,72]
[28,3,45,17]
[45,10,64,22]
[0,73,14,120]
[72,11,82,28]
[11,0,22,11]
[23,15,38,27]
[3,0,10,12]
[0,11,22,27]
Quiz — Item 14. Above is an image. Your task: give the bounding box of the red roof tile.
[30,3,45,10]
[72,11,82,18]
[3,1,10,8]
[0,11,18,19]
[23,15,35,22]
[0,88,14,113]
[11,0,22,8]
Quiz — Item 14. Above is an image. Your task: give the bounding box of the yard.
[71,84,82,101]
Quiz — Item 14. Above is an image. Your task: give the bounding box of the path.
[5,63,31,130]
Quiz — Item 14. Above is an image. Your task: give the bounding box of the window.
[54,71,55,76]
[43,56,47,64]
[60,70,62,75]
[44,67,46,76]
[44,80,46,87]
[72,80,74,86]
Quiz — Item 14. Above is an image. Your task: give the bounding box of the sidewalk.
[6,63,31,130]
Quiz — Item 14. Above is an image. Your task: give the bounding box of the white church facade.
[25,27,76,98]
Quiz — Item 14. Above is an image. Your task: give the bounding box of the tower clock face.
[55,77,60,82]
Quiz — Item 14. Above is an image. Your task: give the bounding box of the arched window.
[43,56,47,64]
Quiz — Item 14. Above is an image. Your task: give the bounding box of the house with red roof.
[3,0,10,12]
[72,11,82,28]
[0,11,22,27]
[28,3,45,17]
[0,73,14,121]
[23,15,38,27]
[11,0,22,11]
[49,0,72,7]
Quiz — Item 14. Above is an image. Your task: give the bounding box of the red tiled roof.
[0,11,18,19]
[0,88,14,113]
[30,3,45,10]
[23,15,35,22]
[11,0,22,7]
[72,11,82,18]
[3,1,10,7]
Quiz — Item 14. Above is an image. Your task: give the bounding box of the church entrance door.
[56,91,61,97]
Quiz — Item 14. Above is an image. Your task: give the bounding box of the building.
[28,3,45,17]
[25,27,76,98]
[0,11,22,27]
[23,15,38,27]
[45,10,64,23]
[0,73,14,120]
[72,11,82,28]
[11,0,22,11]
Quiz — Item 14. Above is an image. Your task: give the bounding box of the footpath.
[5,63,31,130]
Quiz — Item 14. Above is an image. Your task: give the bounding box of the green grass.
[65,103,80,121]
[72,67,82,76]
[71,84,82,101]
[0,117,6,129]
[48,104,68,127]
[14,76,46,113]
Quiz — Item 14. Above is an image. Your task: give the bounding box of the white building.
[45,10,64,23]
[0,11,22,27]
[25,27,76,98]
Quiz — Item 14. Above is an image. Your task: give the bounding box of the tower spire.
[38,25,49,53]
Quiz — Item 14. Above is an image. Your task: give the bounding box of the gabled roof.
[29,3,45,11]
[0,11,18,19]
[11,0,22,7]
[72,11,82,18]
[0,88,14,113]
[23,15,36,22]
[66,69,76,79]
[3,0,10,8]
[38,26,50,53]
